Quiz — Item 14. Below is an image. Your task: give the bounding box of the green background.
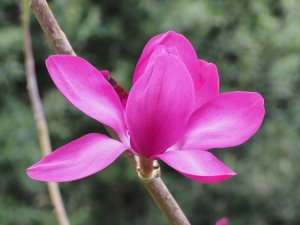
[0,0,299,224]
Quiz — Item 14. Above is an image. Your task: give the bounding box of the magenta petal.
[126,47,195,158]
[157,150,236,183]
[195,60,220,109]
[46,55,126,140]
[175,91,265,150]
[133,31,198,83]
[216,218,229,225]
[27,133,128,182]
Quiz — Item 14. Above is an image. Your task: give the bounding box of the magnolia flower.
[27,31,265,183]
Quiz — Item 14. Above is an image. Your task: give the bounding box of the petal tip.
[45,55,72,68]
[158,150,237,184]
[203,174,236,184]
[165,30,177,36]
[164,30,188,42]
[46,55,84,65]
[46,54,66,63]
[26,166,39,181]
[256,92,265,106]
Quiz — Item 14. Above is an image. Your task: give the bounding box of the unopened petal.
[100,70,109,79]
[27,133,128,182]
[157,150,236,183]
[126,47,195,158]
[46,55,126,140]
[175,91,265,150]
[133,31,198,84]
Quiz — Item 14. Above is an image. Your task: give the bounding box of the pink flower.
[27,31,265,183]
[215,217,229,225]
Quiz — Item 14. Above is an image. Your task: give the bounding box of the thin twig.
[125,154,191,225]
[29,0,74,55]
[145,179,190,225]
[29,0,190,224]
[22,1,71,225]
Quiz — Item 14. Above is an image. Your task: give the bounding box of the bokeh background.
[1,0,300,224]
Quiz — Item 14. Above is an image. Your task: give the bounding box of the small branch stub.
[137,157,161,183]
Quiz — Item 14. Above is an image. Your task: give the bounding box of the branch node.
[137,158,161,183]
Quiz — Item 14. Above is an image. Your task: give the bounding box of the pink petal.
[216,218,229,225]
[46,55,126,140]
[195,59,220,109]
[133,31,198,84]
[157,150,236,183]
[27,133,128,182]
[175,92,265,150]
[126,47,195,158]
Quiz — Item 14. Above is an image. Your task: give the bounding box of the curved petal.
[126,47,195,158]
[46,55,126,140]
[27,133,128,182]
[157,150,236,183]
[133,31,198,84]
[175,92,265,150]
[195,59,220,109]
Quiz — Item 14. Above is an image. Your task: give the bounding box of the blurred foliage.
[0,0,299,224]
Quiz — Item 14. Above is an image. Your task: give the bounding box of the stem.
[29,1,191,224]
[139,157,154,178]
[29,0,74,55]
[144,179,190,225]
[125,154,191,225]
[22,1,71,225]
